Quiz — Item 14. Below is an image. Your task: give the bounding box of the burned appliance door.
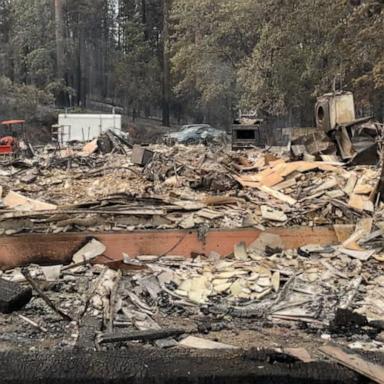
[315,99,332,133]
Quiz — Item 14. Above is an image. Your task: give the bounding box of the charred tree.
[54,0,65,80]
[162,0,170,127]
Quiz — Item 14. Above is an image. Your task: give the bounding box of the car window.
[196,127,208,134]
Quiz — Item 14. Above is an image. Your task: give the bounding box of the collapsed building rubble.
[292,91,384,166]
[0,220,384,379]
[1,131,384,383]
[0,135,383,236]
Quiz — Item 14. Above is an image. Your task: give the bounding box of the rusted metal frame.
[0,226,340,269]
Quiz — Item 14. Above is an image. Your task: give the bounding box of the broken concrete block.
[0,278,32,313]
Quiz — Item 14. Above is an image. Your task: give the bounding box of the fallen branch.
[108,270,122,333]
[21,268,73,322]
[17,314,47,333]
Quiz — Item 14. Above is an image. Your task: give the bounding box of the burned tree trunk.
[54,0,65,80]
[162,0,170,127]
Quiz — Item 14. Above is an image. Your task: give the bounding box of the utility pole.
[162,0,170,127]
[54,0,65,80]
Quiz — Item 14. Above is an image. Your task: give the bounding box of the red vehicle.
[0,120,25,155]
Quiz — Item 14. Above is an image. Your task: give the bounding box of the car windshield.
[181,125,210,131]
[182,127,204,134]
[180,126,192,131]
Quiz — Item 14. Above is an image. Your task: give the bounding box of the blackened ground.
[0,347,368,384]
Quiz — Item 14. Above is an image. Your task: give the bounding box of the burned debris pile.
[0,219,384,357]
[0,136,383,235]
[1,128,384,382]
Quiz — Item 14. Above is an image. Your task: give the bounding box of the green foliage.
[171,0,261,125]
[1,0,384,125]
[10,0,55,87]
[113,19,161,109]
[172,0,384,124]
[45,80,76,100]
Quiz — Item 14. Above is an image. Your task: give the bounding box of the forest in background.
[0,0,383,129]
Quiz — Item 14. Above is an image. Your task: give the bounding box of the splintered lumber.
[338,247,376,261]
[333,224,355,243]
[260,172,284,187]
[81,139,98,156]
[261,205,287,222]
[21,268,73,321]
[354,184,373,195]
[17,314,47,333]
[179,336,238,350]
[342,218,373,250]
[348,194,374,212]
[98,328,185,344]
[256,185,297,206]
[271,161,338,177]
[108,270,122,333]
[320,345,384,384]
[274,178,297,191]
[281,348,313,363]
[0,278,32,313]
[344,174,358,195]
[3,191,57,211]
[237,161,340,189]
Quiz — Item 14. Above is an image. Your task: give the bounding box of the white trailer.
[55,114,122,144]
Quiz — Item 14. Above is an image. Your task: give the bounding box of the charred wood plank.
[98,328,185,345]
[0,278,32,314]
